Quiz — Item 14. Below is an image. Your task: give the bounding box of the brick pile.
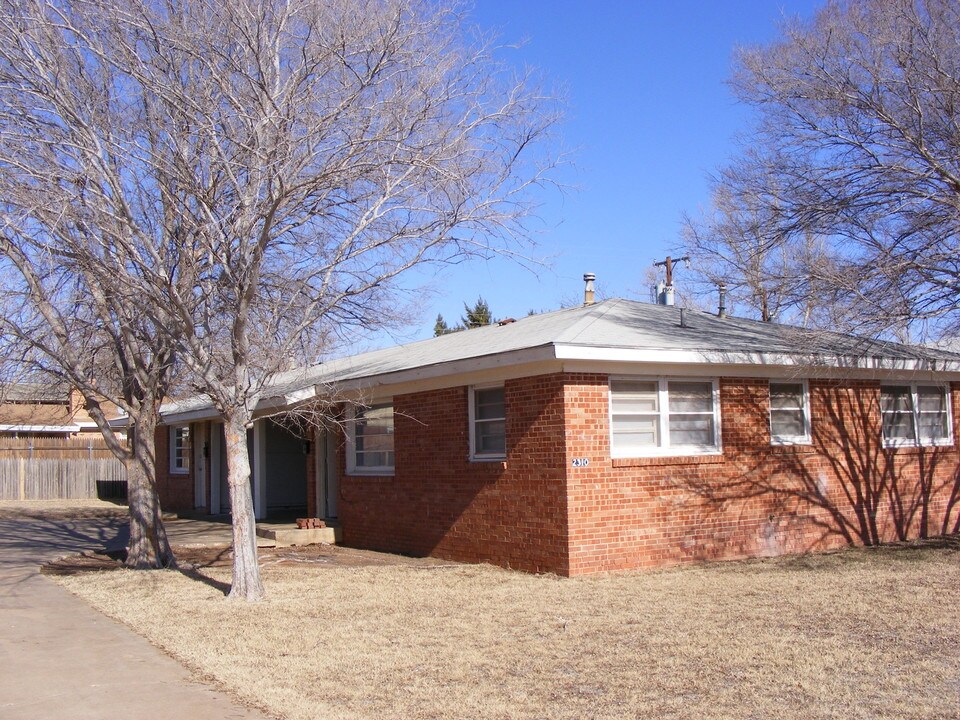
[296,517,326,529]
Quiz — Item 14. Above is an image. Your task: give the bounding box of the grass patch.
[53,542,960,720]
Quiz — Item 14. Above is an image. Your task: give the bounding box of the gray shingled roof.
[161,298,960,421]
[285,297,959,380]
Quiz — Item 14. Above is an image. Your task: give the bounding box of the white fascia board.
[0,424,81,433]
[317,345,560,396]
[552,344,960,376]
[251,385,318,419]
[161,407,221,425]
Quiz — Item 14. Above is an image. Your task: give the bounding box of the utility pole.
[653,255,690,306]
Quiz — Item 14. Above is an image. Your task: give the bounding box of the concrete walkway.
[0,514,274,720]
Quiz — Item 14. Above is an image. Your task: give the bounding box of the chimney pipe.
[583,272,596,306]
[718,283,727,318]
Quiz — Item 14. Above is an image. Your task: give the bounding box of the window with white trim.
[469,386,506,460]
[170,425,190,474]
[609,378,720,456]
[347,402,395,473]
[880,384,952,447]
[769,381,811,444]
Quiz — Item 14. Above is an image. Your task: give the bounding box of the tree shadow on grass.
[174,546,234,596]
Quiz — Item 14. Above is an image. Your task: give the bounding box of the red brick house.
[156,298,960,575]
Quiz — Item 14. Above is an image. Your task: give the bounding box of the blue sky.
[392,1,823,343]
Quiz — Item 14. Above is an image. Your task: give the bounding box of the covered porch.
[187,418,340,526]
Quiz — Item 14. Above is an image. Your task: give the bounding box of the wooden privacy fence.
[0,458,127,501]
[0,435,118,460]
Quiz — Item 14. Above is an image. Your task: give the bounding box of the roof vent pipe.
[718,283,727,318]
[679,308,689,328]
[583,272,596,306]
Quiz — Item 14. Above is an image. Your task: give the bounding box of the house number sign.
[571,458,590,467]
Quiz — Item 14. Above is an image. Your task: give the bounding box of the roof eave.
[552,344,960,373]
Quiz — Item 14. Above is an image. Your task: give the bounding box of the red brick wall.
[333,373,960,576]
[154,424,194,513]
[564,376,960,575]
[339,376,570,574]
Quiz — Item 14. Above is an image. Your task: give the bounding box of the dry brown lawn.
[53,541,960,720]
[0,498,126,520]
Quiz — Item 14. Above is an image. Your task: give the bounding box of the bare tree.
[684,0,960,341]
[0,0,557,600]
[0,243,180,568]
[682,164,850,327]
[0,0,210,567]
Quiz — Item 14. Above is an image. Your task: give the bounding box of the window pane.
[918,414,948,441]
[880,387,912,413]
[668,415,714,445]
[611,381,659,413]
[354,403,394,468]
[612,415,659,446]
[667,382,712,412]
[917,386,945,413]
[472,387,506,456]
[917,387,948,441]
[771,409,804,437]
[356,432,393,454]
[476,420,506,454]
[882,412,915,441]
[770,383,803,410]
[613,431,660,451]
[881,387,915,442]
[172,426,190,471]
[475,388,505,420]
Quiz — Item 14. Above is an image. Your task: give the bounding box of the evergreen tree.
[434,314,455,336]
[461,297,493,328]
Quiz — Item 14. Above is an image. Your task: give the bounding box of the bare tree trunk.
[223,415,264,601]
[125,412,175,568]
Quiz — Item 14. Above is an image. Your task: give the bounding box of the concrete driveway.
[0,511,273,720]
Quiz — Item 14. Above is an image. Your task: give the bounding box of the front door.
[317,431,339,519]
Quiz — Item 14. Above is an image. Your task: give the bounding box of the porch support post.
[210,422,221,514]
[253,419,267,520]
[315,430,325,519]
[193,422,207,509]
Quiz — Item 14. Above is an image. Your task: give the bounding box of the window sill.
[881,443,955,453]
[346,469,395,478]
[469,457,507,469]
[771,434,811,445]
[612,454,724,468]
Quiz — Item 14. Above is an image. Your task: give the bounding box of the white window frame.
[469,384,506,461]
[880,383,953,448]
[769,380,812,445]
[608,377,722,458]
[346,401,395,475]
[169,424,190,475]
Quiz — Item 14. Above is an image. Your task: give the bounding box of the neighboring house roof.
[0,382,118,434]
[161,298,960,424]
[2,382,68,404]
